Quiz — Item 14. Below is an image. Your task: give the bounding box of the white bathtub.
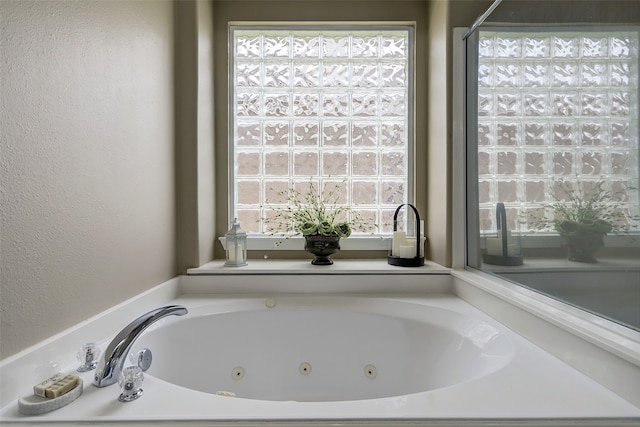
[134,297,513,402]
[1,269,640,426]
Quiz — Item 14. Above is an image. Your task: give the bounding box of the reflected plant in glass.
[530,178,639,262]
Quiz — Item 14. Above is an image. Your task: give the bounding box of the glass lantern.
[225,218,247,267]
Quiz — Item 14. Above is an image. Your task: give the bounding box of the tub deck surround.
[0,264,639,425]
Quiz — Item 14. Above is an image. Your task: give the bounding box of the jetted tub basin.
[134,297,514,402]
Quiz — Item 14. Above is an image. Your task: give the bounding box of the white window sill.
[188,258,449,275]
[218,235,392,251]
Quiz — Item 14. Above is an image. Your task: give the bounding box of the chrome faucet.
[93,305,188,387]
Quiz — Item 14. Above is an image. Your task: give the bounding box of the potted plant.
[531,179,637,263]
[262,180,376,265]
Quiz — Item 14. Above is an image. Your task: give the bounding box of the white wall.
[0,0,177,359]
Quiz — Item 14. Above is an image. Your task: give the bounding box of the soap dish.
[18,378,83,416]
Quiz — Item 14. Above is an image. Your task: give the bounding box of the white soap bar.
[34,373,80,399]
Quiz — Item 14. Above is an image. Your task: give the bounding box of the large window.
[475,28,639,234]
[230,25,414,237]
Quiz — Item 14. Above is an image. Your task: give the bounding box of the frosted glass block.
[323,35,349,57]
[353,93,378,116]
[237,180,261,204]
[611,122,631,146]
[323,63,350,87]
[610,62,631,86]
[478,93,494,117]
[524,122,548,145]
[497,180,518,202]
[525,180,545,202]
[478,208,493,232]
[293,93,319,116]
[264,93,289,116]
[525,152,545,174]
[496,122,520,145]
[478,123,493,145]
[352,123,377,146]
[478,151,491,175]
[478,37,494,58]
[582,37,608,58]
[478,180,492,203]
[524,64,549,87]
[580,63,607,87]
[496,37,521,58]
[611,152,631,174]
[552,121,578,145]
[236,63,261,87]
[553,37,579,58]
[552,63,579,87]
[381,92,405,116]
[265,63,290,87]
[553,92,579,116]
[264,151,289,176]
[381,152,404,176]
[611,92,630,116]
[322,122,349,146]
[581,92,607,116]
[237,209,260,233]
[236,35,261,57]
[381,181,404,204]
[352,64,378,87]
[293,64,320,87]
[611,36,632,57]
[581,151,602,175]
[237,152,261,175]
[496,93,520,116]
[524,93,549,116]
[352,181,378,204]
[293,152,318,176]
[237,93,261,116]
[293,36,320,57]
[353,151,378,176]
[322,180,348,204]
[322,152,348,176]
[381,64,406,87]
[381,123,405,146]
[352,35,379,57]
[322,94,349,116]
[525,37,551,58]
[553,151,574,174]
[237,123,261,146]
[497,151,517,174]
[495,63,521,87]
[264,122,289,146]
[382,36,407,58]
[581,122,605,145]
[293,123,319,146]
[264,35,290,57]
[478,63,494,87]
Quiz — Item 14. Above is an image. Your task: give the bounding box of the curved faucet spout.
[93,305,188,387]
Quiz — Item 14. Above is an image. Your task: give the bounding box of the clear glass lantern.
[225,218,247,267]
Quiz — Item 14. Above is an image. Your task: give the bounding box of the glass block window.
[230,26,413,235]
[477,29,640,233]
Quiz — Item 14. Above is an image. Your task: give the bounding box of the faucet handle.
[76,343,101,372]
[129,348,153,372]
[118,366,144,402]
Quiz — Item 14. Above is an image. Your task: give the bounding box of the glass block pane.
[353,152,378,176]
[496,37,521,58]
[381,152,404,176]
[497,151,518,174]
[323,35,349,57]
[495,63,521,87]
[553,151,574,174]
[496,93,520,116]
[352,181,378,204]
[293,152,318,176]
[552,63,579,86]
[263,35,290,57]
[264,122,289,146]
[293,123,319,146]
[322,152,348,176]
[610,62,631,86]
[264,93,289,116]
[524,122,548,146]
[237,180,261,205]
[237,152,261,175]
[553,92,579,116]
[497,180,518,202]
[581,151,602,175]
[264,64,290,87]
[382,36,407,58]
[352,35,379,57]
[352,64,378,87]
[581,122,605,146]
[580,63,607,87]
[523,64,549,87]
[293,36,320,57]
[323,63,350,87]
[524,94,548,116]
[496,122,519,145]
[237,93,261,116]
[552,121,578,145]
[236,63,261,87]
[525,180,545,202]
[294,64,320,87]
[525,37,551,58]
[322,93,349,116]
[352,123,377,146]
[293,93,319,116]
[264,151,289,176]
[581,92,607,116]
[381,64,406,87]
[322,122,349,147]
[237,123,261,146]
[381,181,404,204]
[381,92,405,116]
[236,35,261,57]
[582,37,608,57]
[352,93,377,116]
[553,37,579,58]
[525,152,545,174]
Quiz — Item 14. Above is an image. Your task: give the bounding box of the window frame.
[227,22,417,250]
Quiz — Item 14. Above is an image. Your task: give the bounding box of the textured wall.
[0,0,176,359]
